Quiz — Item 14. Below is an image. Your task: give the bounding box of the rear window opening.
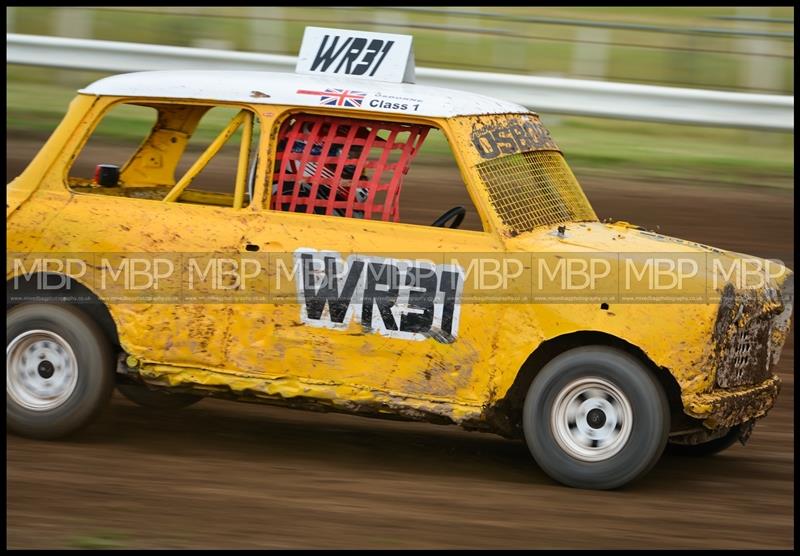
[67,102,258,209]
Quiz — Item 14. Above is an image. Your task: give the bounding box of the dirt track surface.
[6,138,795,548]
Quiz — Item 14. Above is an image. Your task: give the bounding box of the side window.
[403,126,483,232]
[269,113,483,231]
[70,103,158,187]
[68,102,259,208]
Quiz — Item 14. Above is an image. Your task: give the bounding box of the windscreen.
[453,113,597,234]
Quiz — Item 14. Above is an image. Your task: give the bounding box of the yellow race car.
[6,28,793,490]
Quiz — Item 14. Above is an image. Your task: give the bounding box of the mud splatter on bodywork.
[133,361,483,425]
[712,283,785,388]
[683,375,780,429]
[682,272,793,429]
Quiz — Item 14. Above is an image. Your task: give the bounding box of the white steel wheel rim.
[7,329,79,411]
[551,377,633,462]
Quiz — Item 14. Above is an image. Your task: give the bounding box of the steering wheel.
[432,206,466,229]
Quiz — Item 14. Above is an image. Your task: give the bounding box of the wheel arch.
[485,330,683,438]
[6,272,121,350]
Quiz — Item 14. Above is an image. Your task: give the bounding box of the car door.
[228,109,510,410]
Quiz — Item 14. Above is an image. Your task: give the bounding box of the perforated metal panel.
[476,151,596,234]
[715,318,773,388]
[713,283,786,389]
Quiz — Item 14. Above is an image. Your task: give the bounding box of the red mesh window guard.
[271,114,430,221]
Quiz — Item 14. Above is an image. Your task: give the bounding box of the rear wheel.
[7,303,114,439]
[117,383,203,409]
[522,346,670,490]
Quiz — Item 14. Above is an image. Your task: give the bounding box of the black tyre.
[522,346,670,490]
[117,383,203,409]
[7,303,115,439]
[666,426,741,457]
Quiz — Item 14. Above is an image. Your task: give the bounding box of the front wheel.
[7,303,114,439]
[522,346,670,490]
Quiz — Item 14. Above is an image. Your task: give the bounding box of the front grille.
[714,283,788,388]
[715,317,772,388]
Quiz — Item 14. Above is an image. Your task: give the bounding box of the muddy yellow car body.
[6,70,793,490]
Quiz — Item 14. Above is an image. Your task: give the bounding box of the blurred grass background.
[6,6,794,188]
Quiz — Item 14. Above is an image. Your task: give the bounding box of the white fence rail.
[7,33,793,131]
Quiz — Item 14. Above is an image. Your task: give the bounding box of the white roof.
[79,70,530,118]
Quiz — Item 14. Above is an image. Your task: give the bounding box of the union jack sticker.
[297,88,367,108]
